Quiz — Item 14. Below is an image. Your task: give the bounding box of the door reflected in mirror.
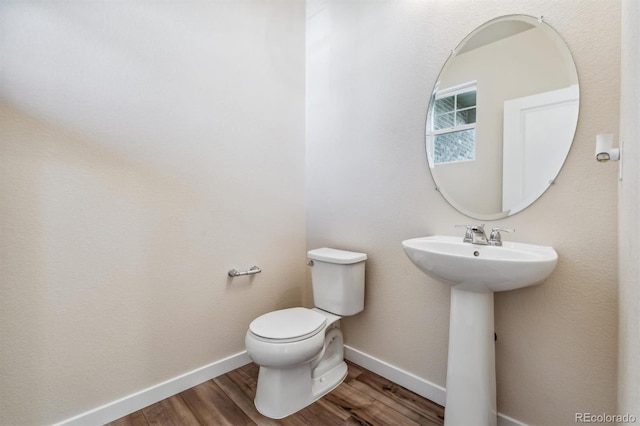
[426,15,579,220]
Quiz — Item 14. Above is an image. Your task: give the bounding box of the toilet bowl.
[244,248,367,419]
[245,307,346,419]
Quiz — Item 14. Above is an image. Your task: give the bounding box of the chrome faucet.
[488,228,514,246]
[456,224,488,245]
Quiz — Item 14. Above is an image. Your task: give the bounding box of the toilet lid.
[249,308,326,341]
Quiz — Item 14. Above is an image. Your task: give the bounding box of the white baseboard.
[55,346,526,426]
[498,413,528,426]
[53,351,251,426]
[343,345,527,426]
[344,345,447,406]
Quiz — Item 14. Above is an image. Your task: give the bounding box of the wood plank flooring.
[107,361,445,426]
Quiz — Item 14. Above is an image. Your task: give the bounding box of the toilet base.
[312,359,348,401]
[254,325,347,419]
[254,360,347,419]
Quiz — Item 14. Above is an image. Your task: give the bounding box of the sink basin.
[402,235,558,292]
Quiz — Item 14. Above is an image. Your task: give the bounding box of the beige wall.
[306,0,620,424]
[0,1,305,425]
[618,0,640,418]
[1,1,631,425]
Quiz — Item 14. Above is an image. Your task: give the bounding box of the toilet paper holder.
[595,133,623,181]
[595,133,621,162]
[228,265,262,277]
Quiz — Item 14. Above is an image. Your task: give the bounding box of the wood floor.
[107,361,445,426]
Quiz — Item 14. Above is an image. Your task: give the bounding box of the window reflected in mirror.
[430,82,477,164]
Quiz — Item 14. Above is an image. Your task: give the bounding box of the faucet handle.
[488,228,514,246]
[455,224,486,243]
[455,225,474,243]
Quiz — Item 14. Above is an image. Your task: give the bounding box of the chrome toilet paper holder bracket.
[228,265,262,277]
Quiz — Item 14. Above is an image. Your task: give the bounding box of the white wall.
[306,0,620,424]
[618,0,640,417]
[0,1,305,424]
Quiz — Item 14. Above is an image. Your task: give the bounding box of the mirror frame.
[425,14,579,220]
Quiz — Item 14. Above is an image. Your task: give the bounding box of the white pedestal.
[444,287,497,426]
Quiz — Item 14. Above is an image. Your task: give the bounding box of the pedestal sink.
[402,235,558,426]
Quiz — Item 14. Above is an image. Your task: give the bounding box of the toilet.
[245,247,367,419]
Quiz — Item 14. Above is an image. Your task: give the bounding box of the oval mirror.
[426,15,579,220]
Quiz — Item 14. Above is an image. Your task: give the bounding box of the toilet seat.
[249,307,326,343]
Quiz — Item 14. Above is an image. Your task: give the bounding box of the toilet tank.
[307,248,367,316]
